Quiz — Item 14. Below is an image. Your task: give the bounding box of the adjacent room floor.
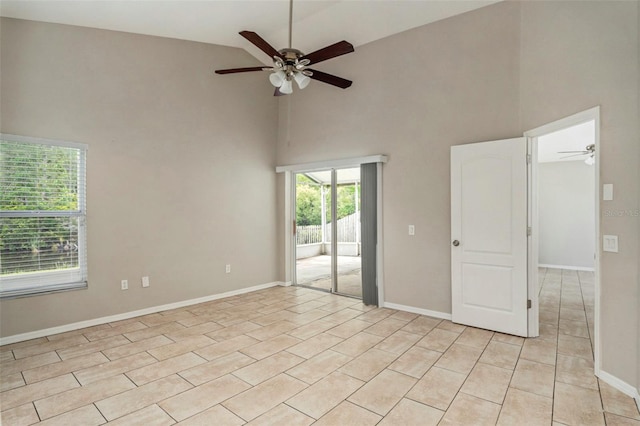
[1,268,638,425]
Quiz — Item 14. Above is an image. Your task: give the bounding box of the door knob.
[452,240,460,247]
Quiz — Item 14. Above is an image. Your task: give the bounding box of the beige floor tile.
[479,340,521,370]
[223,373,308,421]
[559,307,586,322]
[139,311,195,327]
[159,374,250,421]
[321,308,363,324]
[331,332,384,357]
[388,346,441,379]
[74,352,157,385]
[36,404,106,426]
[245,403,314,426]
[559,318,590,338]
[126,352,206,386]
[436,320,466,333]
[339,348,398,382]
[325,319,372,339]
[287,300,328,314]
[194,334,260,361]
[35,374,135,419]
[0,350,15,363]
[179,351,255,386]
[400,316,441,335]
[22,351,108,384]
[539,309,559,326]
[106,404,174,426]
[510,358,555,398]
[0,403,40,426]
[178,404,245,426]
[313,401,382,426]
[1,337,48,351]
[1,351,61,377]
[1,374,80,411]
[460,363,512,404]
[102,335,173,360]
[539,322,560,342]
[439,392,501,426]
[1,372,26,392]
[557,334,593,361]
[599,381,640,420]
[604,412,640,425]
[553,381,604,425]
[287,320,337,340]
[364,318,407,337]
[240,334,301,360]
[286,333,343,359]
[348,369,416,416]
[455,327,494,349]
[286,349,353,384]
[286,371,364,419]
[163,321,223,341]
[12,335,89,359]
[206,321,262,341]
[57,335,131,360]
[147,335,215,361]
[356,308,395,323]
[416,328,459,352]
[388,310,418,322]
[374,330,422,355]
[434,343,483,375]
[245,321,298,341]
[232,351,304,385]
[497,388,552,426]
[82,321,147,341]
[123,322,186,342]
[520,338,557,365]
[252,310,299,327]
[555,354,598,390]
[378,398,444,426]
[406,366,466,410]
[492,332,524,346]
[96,374,192,421]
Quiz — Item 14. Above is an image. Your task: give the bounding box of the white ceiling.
[0,0,500,64]
[537,120,596,163]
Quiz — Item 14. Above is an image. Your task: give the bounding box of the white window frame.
[0,134,88,298]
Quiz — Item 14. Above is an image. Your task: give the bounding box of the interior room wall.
[0,18,280,337]
[277,1,639,391]
[538,161,595,269]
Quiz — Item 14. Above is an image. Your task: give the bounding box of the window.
[0,134,87,298]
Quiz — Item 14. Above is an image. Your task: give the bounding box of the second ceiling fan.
[215,0,354,96]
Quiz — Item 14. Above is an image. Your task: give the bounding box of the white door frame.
[524,106,601,371]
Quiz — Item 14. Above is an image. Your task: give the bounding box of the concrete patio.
[295,255,362,298]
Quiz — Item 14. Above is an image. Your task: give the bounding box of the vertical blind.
[0,134,87,298]
[361,162,378,306]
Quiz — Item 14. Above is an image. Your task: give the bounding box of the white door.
[451,138,528,337]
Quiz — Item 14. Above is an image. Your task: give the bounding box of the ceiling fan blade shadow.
[307,69,352,89]
[301,41,354,65]
[240,31,283,59]
[215,67,269,74]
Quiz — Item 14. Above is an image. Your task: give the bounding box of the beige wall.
[276,1,639,390]
[0,18,280,336]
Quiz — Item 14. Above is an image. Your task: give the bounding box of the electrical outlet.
[121,279,128,290]
[142,276,150,288]
[225,264,231,274]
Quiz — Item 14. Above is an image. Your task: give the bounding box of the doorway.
[294,167,362,298]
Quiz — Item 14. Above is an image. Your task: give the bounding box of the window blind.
[0,134,87,298]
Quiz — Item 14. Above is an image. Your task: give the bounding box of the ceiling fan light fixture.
[280,78,293,94]
[294,72,311,89]
[269,70,286,87]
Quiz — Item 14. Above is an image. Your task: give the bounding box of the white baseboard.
[279,281,292,287]
[0,281,284,346]
[597,369,640,411]
[539,264,595,272]
[383,302,452,321]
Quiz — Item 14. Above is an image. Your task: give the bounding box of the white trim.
[597,369,640,409]
[376,162,385,306]
[538,264,595,272]
[0,133,88,150]
[276,155,388,173]
[527,136,540,337]
[0,281,283,345]
[383,302,452,320]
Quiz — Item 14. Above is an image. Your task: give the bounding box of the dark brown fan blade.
[240,31,282,59]
[307,69,352,89]
[301,41,354,65]
[215,67,268,74]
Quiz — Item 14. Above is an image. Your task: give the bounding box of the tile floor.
[1,268,639,425]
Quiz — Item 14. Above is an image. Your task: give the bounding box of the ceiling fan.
[214,0,354,96]
[558,144,596,165]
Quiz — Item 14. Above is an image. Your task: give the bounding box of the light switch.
[603,235,618,253]
[603,184,613,201]
[408,225,415,236]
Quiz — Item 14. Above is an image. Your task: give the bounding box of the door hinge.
[527,299,532,309]
[527,226,532,237]
[526,154,532,164]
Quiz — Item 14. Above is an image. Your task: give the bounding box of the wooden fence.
[296,212,359,245]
